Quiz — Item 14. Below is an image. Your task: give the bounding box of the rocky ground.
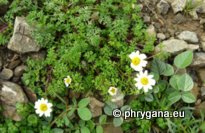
[1,0,205,132]
[140,0,205,117]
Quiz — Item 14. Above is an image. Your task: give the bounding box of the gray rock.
[8,60,21,69]
[157,0,170,15]
[24,87,37,103]
[172,13,187,24]
[103,124,123,133]
[200,18,205,24]
[143,15,151,23]
[155,39,188,54]
[146,25,156,37]
[177,31,199,43]
[171,0,186,13]
[0,68,13,80]
[189,10,198,20]
[14,65,27,77]
[89,97,104,118]
[2,105,21,121]
[187,44,199,50]
[157,33,166,40]
[153,22,161,30]
[196,1,205,13]
[111,93,124,107]
[191,52,205,67]
[0,81,28,121]
[202,42,205,51]
[7,17,40,54]
[197,69,205,82]
[201,42,205,51]
[168,29,176,36]
[12,77,20,83]
[26,51,46,61]
[201,34,205,42]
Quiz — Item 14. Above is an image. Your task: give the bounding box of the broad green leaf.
[96,125,103,133]
[99,115,107,125]
[52,128,64,133]
[104,102,118,116]
[80,127,90,133]
[158,80,168,92]
[153,86,159,93]
[169,75,180,90]
[77,107,92,121]
[181,92,196,103]
[27,114,38,125]
[174,50,193,68]
[162,64,174,76]
[75,130,80,133]
[113,117,123,127]
[144,93,154,102]
[67,108,76,117]
[168,91,181,105]
[63,116,70,126]
[87,120,95,130]
[120,105,131,112]
[79,120,85,127]
[151,58,167,75]
[200,122,205,132]
[177,74,194,91]
[78,98,90,108]
[151,58,174,76]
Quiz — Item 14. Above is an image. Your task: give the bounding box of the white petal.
[135,83,141,89]
[65,83,69,87]
[148,75,154,79]
[40,98,45,103]
[48,103,53,108]
[44,99,48,103]
[136,51,140,55]
[138,84,143,90]
[143,86,149,92]
[150,79,156,85]
[141,61,148,67]
[129,52,136,59]
[144,70,148,76]
[45,113,51,117]
[34,101,40,109]
[35,109,41,114]
[39,112,44,117]
[131,64,143,71]
[139,54,147,60]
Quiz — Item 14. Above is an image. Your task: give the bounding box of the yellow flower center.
[111,88,116,94]
[65,78,71,84]
[141,77,149,85]
[40,104,48,112]
[132,57,141,66]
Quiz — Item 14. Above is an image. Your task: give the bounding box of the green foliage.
[174,50,193,69]
[0,0,8,5]
[113,117,123,127]
[77,108,92,121]
[20,0,154,99]
[184,0,203,14]
[0,0,201,132]
[151,58,174,76]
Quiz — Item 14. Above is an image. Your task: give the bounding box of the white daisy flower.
[108,87,118,96]
[134,70,156,93]
[64,75,72,87]
[129,51,147,71]
[34,98,53,117]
